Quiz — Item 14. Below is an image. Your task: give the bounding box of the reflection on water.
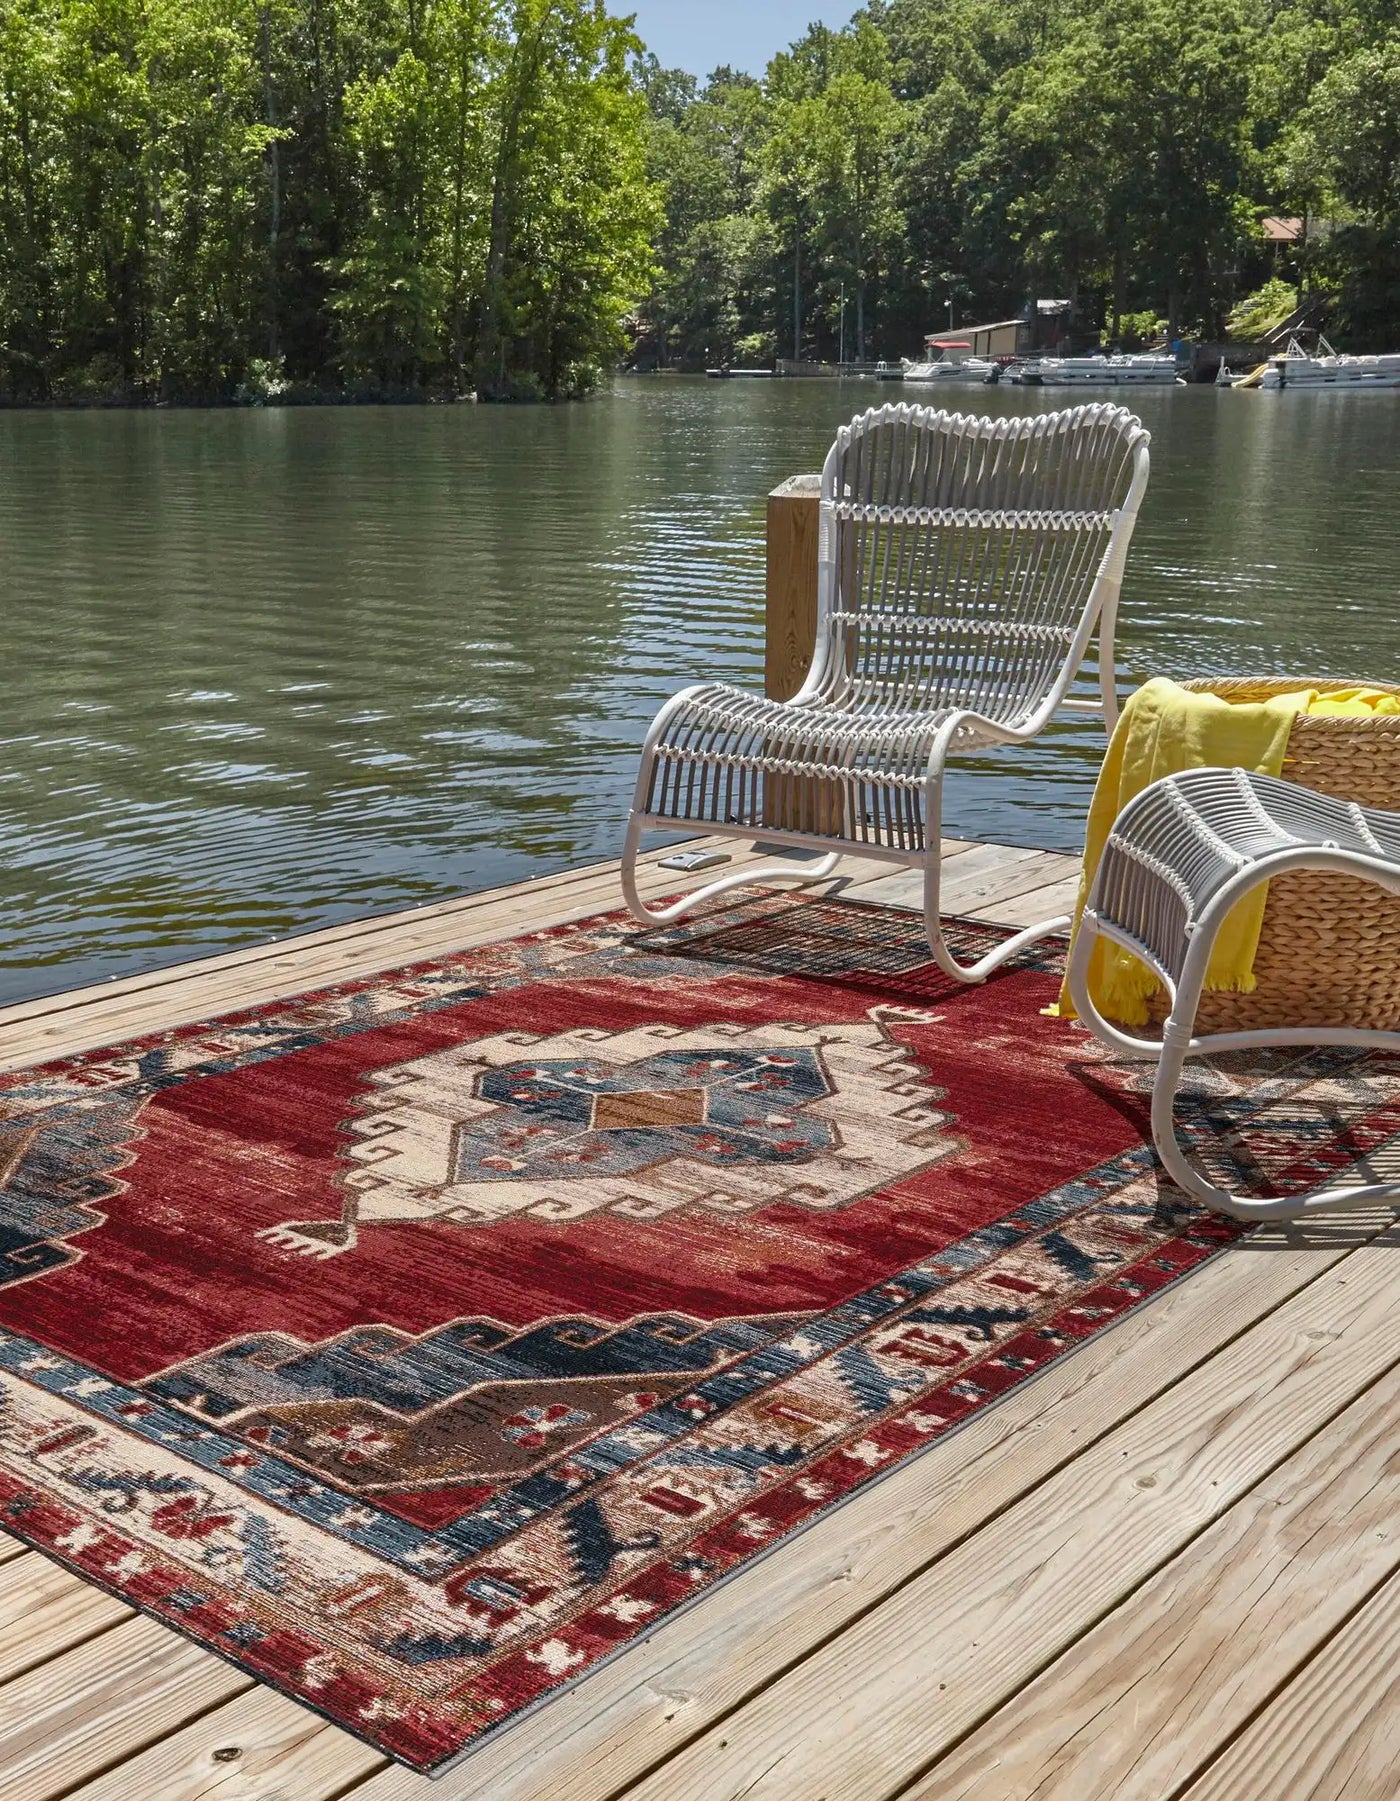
[0,381,1397,1004]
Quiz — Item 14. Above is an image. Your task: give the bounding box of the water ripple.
[0,381,1397,1004]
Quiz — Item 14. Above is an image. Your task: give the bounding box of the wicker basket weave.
[1141,677,1400,1035]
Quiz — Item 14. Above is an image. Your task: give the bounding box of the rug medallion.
[0,897,1393,1772]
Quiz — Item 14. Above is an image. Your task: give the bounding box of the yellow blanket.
[1052,679,1400,1026]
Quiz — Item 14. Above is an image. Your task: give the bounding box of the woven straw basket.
[1142,677,1400,1035]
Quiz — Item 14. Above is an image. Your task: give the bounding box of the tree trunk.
[447,38,473,388]
[261,7,281,363]
[476,8,550,401]
[792,226,801,361]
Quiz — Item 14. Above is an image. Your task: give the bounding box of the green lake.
[1,379,1397,1005]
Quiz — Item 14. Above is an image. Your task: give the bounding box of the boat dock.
[1,474,1398,1799]
[1,834,1397,1799]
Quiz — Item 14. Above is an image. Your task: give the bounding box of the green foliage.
[1227,277,1297,339]
[0,0,657,401]
[1289,40,1400,223]
[4,0,1398,396]
[637,0,1400,368]
[1117,310,1166,347]
[1313,224,1400,350]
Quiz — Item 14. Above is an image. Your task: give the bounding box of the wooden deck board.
[0,1615,247,1799]
[0,838,1391,1801]
[903,1366,1400,1798]
[1178,1561,1400,1800]
[854,845,1078,910]
[609,1224,1400,1801]
[0,1553,130,1686]
[63,1683,382,1801]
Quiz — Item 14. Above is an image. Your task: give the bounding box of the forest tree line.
[0,0,658,401]
[1,0,1397,403]
[640,0,1400,369]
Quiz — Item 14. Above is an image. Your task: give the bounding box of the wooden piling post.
[764,474,822,702]
[764,473,844,832]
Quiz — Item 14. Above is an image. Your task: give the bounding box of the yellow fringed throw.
[1048,678,1399,1026]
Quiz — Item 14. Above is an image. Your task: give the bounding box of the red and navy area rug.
[0,895,1396,1774]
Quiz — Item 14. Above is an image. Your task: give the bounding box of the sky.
[625,1,854,78]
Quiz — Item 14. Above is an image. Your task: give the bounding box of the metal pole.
[839,283,845,369]
[947,296,954,332]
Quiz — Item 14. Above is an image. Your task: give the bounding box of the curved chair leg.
[1149,1016,1400,1220]
[922,848,1072,985]
[1070,909,1400,1220]
[1064,913,1168,1058]
[917,746,1071,985]
[620,811,842,928]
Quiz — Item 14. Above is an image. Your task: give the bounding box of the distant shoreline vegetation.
[0,0,658,407]
[634,2,1400,374]
[1,1,1396,408]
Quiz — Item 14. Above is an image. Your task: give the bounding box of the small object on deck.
[1067,766,1400,1220]
[658,848,731,872]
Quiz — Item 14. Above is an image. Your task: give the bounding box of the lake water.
[1,379,1397,1006]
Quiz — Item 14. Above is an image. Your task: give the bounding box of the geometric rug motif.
[0,895,1396,1774]
[264,1016,960,1256]
[146,1309,810,1488]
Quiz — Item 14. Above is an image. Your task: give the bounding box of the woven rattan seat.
[1068,767,1400,1218]
[623,402,1152,983]
[639,684,1004,851]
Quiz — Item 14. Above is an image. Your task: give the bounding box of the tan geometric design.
[590,1087,708,1132]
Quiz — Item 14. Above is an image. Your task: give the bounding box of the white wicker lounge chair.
[1067,766,1400,1219]
[622,401,1152,981]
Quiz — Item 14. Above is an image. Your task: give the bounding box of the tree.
[1291,39,1400,222]
[1283,38,1400,347]
[0,0,658,402]
[0,0,65,398]
[808,62,901,359]
[475,0,658,398]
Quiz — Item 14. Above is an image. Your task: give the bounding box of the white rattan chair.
[1068,766,1400,1219]
[622,401,1152,981]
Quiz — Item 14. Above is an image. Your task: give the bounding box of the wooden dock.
[1,836,1398,1801]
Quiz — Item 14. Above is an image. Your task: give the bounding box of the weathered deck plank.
[0,839,1389,1801]
[904,1367,1400,1798]
[1178,1564,1400,1800]
[0,1615,246,1800]
[0,1554,130,1686]
[611,1223,1400,1801]
[63,1683,381,1801]
[855,843,1081,920]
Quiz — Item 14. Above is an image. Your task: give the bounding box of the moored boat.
[901,345,997,382]
[1258,335,1400,390]
[1021,352,1180,386]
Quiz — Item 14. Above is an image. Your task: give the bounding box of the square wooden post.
[765,473,822,703]
[764,474,845,833]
